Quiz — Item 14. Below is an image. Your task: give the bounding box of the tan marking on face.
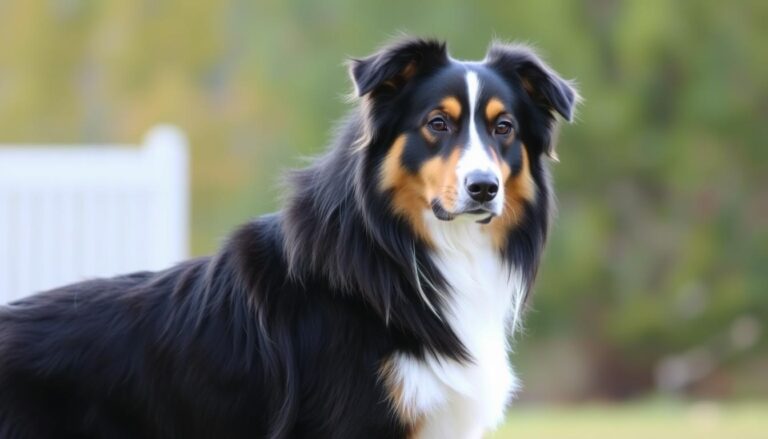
[483,145,536,249]
[379,135,431,244]
[439,96,462,121]
[419,146,461,212]
[485,97,506,121]
[420,126,436,144]
[379,135,408,191]
[486,98,516,147]
[379,357,425,434]
[379,136,463,245]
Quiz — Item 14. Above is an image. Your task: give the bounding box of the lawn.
[491,401,768,439]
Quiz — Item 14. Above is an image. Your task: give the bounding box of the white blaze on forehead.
[457,71,499,177]
[453,70,503,213]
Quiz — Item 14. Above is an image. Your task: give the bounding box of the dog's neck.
[422,212,526,336]
[380,212,526,438]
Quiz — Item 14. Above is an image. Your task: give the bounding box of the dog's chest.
[384,220,526,439]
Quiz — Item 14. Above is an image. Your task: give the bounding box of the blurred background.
[0,0,766,437]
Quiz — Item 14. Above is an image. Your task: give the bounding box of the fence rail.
[0,125,189,303]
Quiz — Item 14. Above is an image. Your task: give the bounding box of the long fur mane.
[281,109,470,362]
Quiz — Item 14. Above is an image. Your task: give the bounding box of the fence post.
[143,125,189,269]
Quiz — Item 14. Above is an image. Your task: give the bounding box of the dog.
[0,38,577,438]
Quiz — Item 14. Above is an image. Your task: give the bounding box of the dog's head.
[349,38,578,247]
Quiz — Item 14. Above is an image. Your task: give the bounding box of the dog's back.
[0,217,405,439]
[0,232,276,438]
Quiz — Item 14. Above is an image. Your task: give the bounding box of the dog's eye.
[494,120,514,136]
[427,116,449,133]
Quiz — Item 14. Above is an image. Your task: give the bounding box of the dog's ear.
[486,43,579,122]
[349,38,449,98]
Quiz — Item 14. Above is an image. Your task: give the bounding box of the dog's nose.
[465,171,499,203]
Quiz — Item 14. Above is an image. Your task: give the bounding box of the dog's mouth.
[431,200,496,224]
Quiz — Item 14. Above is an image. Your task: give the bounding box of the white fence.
[0,125,189,303]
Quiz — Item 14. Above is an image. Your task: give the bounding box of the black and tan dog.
[0,38,578,438]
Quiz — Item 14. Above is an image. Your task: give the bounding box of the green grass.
[490,401,768,439]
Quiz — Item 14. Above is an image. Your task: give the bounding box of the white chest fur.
[382,216,526,439]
